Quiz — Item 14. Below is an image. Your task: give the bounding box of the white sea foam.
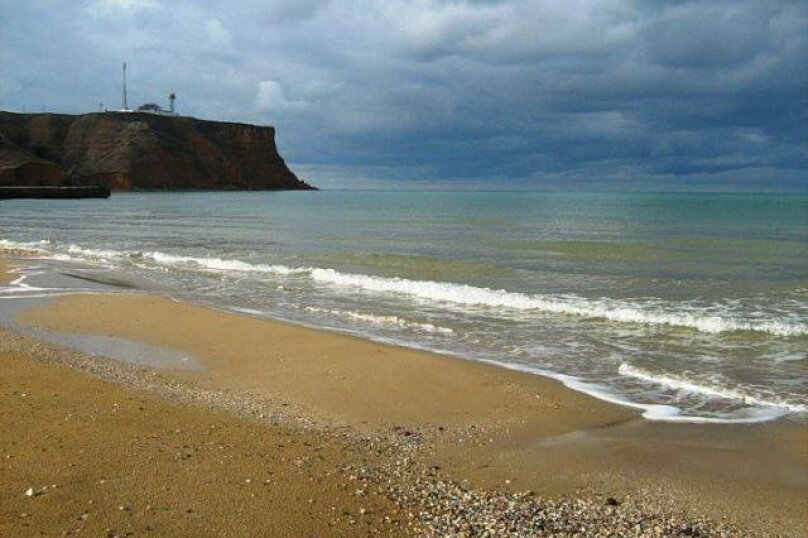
[59,245,308,276]
[67,244,125,260]
[618,363,807,413]
[0,239,51,254]
[0,265,92,300]
[142,251,309,276]
[462,359,791,423]
[26,243,808,337]
[303,306,454,334]
[308,268,807,337]
[229,307,267,316]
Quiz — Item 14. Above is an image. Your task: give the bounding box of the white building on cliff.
[118,62,179,116]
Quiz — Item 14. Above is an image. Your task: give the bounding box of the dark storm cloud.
[1,0,805,190]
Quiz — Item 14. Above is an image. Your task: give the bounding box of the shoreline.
[2,254,807,536]
[5,242,803,426]
[2,235,806,425]
[16,293,638,436]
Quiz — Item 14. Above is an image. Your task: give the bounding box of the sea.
[1,191,806,423]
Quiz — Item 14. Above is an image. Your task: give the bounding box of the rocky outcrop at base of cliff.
[0,112,315,191]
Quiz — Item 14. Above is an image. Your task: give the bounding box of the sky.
[1,0,806,191]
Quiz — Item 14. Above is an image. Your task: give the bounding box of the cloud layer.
[1,0,805,190]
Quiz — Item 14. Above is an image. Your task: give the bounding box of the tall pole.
[122,62,128,111]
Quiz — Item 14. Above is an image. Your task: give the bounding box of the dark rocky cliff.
[0,133,65,185]
[0,111,315,190]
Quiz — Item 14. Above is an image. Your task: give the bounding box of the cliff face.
[0,133,64,185]
[0,112,315,190]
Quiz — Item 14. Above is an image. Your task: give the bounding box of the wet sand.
[429,415,808,535]
[0,258,14,284]
[16,294,634,435]
[3,257,807,536]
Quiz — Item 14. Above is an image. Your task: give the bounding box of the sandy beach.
[3,0,806,535]
[0,341,398,537]
[0,257,14,284]
[1,255,806,537]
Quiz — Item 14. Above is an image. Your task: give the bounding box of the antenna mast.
[122,62,129,111]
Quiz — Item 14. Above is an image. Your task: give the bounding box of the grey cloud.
[0,0,805,190]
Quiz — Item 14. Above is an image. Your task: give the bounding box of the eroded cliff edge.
[0,111,315,190]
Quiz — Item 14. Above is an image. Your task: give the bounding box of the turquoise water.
[1,191,806,422]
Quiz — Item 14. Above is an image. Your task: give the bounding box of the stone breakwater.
[0,186,110,199]
[0,111,315,190]
[0,328,754,537]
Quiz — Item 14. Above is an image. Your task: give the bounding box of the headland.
[0,111,315,192]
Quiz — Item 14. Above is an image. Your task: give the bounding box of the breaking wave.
[141,251,309,276]
[618,363,807,412]
[307,268,806,337]
[0,239,52,254]
[64,245,308,276]
[9,243,805,337]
